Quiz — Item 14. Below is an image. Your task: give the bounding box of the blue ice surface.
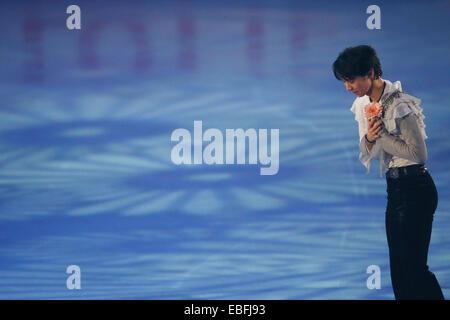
[0,0,449,299]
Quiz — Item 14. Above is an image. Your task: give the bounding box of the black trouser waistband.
[386,164,427,179]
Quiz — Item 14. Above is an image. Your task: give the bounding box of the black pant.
[385,167,445,300]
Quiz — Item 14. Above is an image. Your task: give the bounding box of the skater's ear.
[366,68,375,80]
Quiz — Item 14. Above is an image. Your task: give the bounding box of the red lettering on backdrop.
[246,7,264,76]
[126,22,152,73]
[79,22,103,70]
[177,12,197,72]
[22,17,45,82]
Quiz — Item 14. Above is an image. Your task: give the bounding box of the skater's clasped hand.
[366,117,382,142]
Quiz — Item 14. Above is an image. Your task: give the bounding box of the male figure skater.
[332,45,445,300]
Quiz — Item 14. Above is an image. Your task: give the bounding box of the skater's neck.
[369,78,385,103]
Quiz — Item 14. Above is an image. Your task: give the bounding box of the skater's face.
[342,69,374,97]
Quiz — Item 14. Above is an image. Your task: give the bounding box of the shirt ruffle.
[383,93,428,140]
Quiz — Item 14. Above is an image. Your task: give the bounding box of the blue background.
[0,0,449,299]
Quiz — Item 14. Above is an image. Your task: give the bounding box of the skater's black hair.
[332,45,382,81]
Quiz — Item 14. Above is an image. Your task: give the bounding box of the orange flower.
[365,101,383,119]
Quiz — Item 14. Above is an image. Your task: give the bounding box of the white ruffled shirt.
[350,79,428,175]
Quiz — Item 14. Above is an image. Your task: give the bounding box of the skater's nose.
[344,81,353,91]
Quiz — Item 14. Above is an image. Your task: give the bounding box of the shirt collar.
[381,79,402,98]
[349,78,403,114]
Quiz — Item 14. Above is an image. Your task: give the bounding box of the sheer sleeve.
[357,121,383,174]
[378,113,427,163]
